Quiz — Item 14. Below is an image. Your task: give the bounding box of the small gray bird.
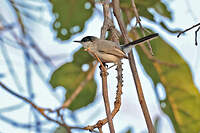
[74,33,158,68]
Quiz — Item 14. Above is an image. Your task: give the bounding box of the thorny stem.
[85,48,115,133]
[99,0,116,133]
[112,0,155,132]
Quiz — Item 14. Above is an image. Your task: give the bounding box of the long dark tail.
[122,33,159,53]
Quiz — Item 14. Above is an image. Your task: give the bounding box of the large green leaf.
[133,32,200,133]
[49,48,96,111]
[49,0,94,40]
[119,0,179,33]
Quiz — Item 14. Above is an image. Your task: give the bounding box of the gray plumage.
[74,33,158,64]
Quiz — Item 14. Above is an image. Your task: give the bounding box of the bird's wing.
[96,40,127,58]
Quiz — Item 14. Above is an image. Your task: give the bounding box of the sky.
[0,0,200,133]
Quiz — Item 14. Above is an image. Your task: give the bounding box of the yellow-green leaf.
[133,31,200,133]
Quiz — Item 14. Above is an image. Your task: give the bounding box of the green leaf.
[153,1,172,20]
[120,0,176,33]
[125,129,132,133]
[49,48,96,111]
[159,21,182,33]
[54,126,67,133]
[73,48,94,66]
[49,0,94,40]
[133,31,200,133]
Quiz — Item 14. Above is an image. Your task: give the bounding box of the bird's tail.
[122,33,159,53]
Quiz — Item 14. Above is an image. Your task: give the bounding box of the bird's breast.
[96,52,120,63]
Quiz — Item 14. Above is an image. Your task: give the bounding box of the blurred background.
[0,0,200,133]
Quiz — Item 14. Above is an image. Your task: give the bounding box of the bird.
[74,33,158,69]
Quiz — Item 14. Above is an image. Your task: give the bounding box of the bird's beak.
[74,40,82,43]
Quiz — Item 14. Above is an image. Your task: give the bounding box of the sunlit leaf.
[130,31,200,133]
[49,48,96,111]
[50,0,94,40]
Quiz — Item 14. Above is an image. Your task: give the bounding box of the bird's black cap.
[74,36,97,43]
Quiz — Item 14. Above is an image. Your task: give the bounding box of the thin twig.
[112,0,155,132]
[131,0,154,55]
[0,43,24,92]
[0,81,91,132]
[195,26,200,46]
[84,61,123,131]
[0,82,61,125]
[177,22,200,37]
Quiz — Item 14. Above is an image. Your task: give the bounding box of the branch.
[177,22,200,37]
[112,0,155,132]
[101,68,115,133]
[177,22,200,46]
[86,47,115,133]
[0,43,24,91]
[99,1,116,133]
[84,61,123,131]
[0,81,91,132]
[131,0,153,55]
[195,26,200,46]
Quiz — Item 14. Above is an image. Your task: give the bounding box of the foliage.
[0,0,199,132]
[50,48,96,111]
[48,0,200,132]
[50,0,94,40]
[130,30,200,133]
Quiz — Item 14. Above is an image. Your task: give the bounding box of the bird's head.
[74,36,98,48]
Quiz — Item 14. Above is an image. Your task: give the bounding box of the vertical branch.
[112,0,155,133]
[100,0,116,133]
[100,69,115,133]
[195,26,200,46]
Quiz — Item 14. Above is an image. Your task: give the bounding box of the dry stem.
[112,0,155,132]
[131,0,153,55]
